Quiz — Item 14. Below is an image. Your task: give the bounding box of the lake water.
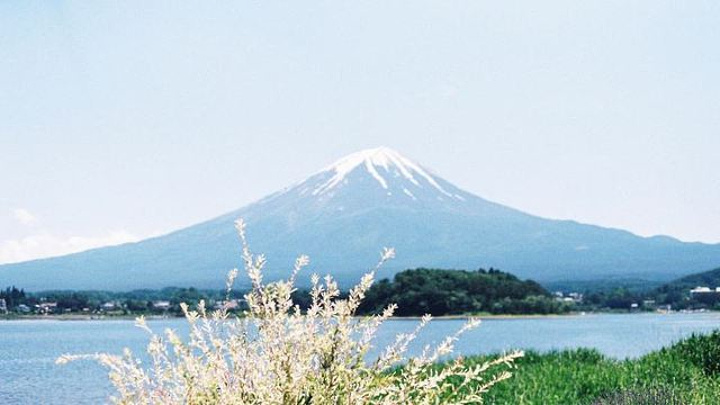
[1,312,719,404]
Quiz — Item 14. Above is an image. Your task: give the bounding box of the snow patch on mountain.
[312,146,458,199]
[403,188,416,200]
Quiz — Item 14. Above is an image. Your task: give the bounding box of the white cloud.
[12,208,38,226]
[0,230,141,265]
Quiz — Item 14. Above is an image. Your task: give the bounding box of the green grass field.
[455,331,720,404]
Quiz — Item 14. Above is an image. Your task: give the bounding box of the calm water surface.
[1,312,719,404]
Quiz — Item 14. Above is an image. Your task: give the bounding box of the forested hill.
[657,267,720,292]
[576,266,720,312]
[357,268,567,316]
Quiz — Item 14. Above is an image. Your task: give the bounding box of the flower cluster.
[58,219,522,404]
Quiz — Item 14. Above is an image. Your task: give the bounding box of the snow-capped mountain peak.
[3,145,720,291]
[312,147,454,198]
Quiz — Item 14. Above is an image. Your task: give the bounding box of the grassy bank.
[453,331,720,404]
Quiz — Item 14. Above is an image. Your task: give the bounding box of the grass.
[449,331,720,404]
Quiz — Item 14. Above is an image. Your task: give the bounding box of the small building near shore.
[689,286,720,304]
[690,286,720,295]
[213,299,244,311]
[152,301,171,311]
[101,301,118,311]
[36,302,58,314]
[642,299,657,309]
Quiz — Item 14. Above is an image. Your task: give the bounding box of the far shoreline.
[2,310,712,322]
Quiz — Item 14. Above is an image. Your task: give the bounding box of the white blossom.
[58,218,521,404]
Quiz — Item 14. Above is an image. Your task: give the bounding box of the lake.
[1,312,719,404]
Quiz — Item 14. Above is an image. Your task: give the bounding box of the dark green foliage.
[661,267,720,291]
[545,279,663,295]
[0,286,26,308]
[561,266,720,312]
[357,268,568,316]
[583,288,640,310]
[661,331,720,377]
[652,267,720,309]
[453,333,720,404]
[290,289,314,310]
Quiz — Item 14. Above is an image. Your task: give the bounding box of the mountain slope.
[2,147,719,290]
[658,266,720,293]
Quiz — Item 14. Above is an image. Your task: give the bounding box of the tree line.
[2,267,571,317]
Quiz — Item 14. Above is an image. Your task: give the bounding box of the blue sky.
[1,1,719,263]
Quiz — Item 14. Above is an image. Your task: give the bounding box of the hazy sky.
[1,1,719,264]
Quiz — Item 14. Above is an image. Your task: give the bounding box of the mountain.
[2,147,720,291]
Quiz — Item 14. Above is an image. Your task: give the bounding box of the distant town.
[0,286,248,318]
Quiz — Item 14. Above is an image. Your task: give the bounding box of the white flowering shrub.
[58,219,522,404]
